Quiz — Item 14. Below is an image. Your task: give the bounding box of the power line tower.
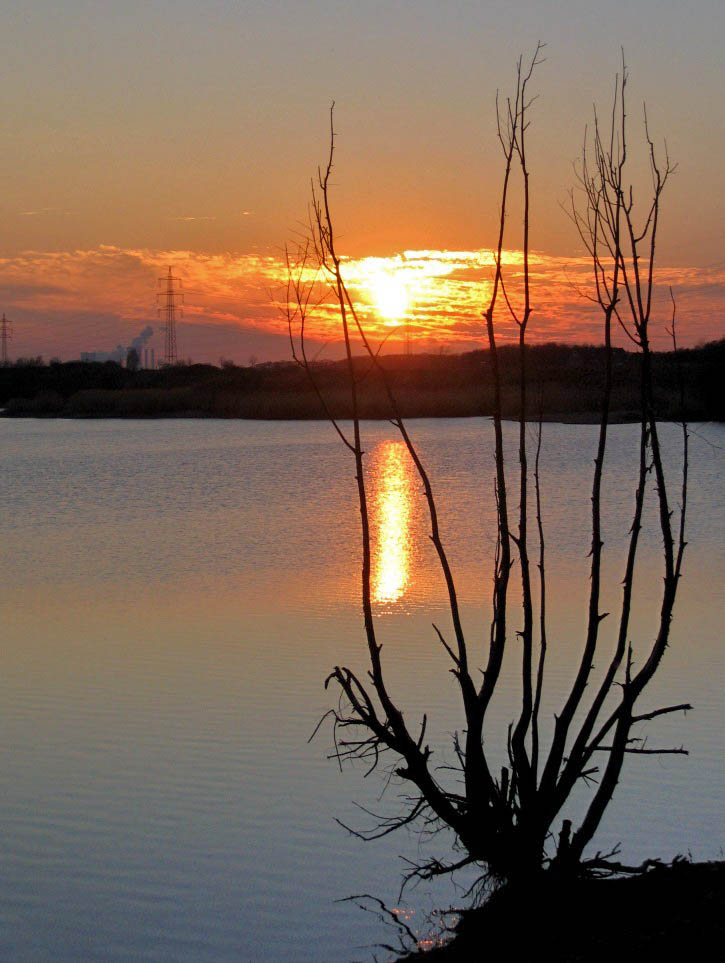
[157,267,183,365]
[1,313,11,366]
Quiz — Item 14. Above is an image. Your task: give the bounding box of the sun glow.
[338,250,497,343]
[369,271,409,323]
[284,247,633,350]
[350,258,413,324]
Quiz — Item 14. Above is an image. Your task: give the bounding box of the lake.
[1,417,722,960]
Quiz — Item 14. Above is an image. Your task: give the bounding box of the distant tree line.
[0,339,722,421]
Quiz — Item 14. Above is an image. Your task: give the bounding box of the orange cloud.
[0,246,722,361]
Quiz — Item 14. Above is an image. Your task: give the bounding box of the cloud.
[17,208,72,217]
[0,283,66,299]
[0,244,721,362]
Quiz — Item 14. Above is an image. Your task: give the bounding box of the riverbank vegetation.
[1,338,722,421]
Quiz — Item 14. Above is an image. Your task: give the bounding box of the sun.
[367,270,409,324]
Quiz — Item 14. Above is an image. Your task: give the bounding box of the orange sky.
[1,2,723,361]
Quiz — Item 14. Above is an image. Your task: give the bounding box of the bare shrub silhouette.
[287,49,690,895]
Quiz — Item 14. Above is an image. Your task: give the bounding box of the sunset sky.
[1,0,723,362]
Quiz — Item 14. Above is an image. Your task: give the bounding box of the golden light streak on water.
[372,440,414,603]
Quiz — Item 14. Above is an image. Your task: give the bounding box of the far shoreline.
[1,341,722,423]
[0,410,682,425]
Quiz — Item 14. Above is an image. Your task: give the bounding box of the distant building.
[81,338,155,368]
[80,345,125,364]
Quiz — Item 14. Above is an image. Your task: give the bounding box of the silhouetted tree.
[288,50,689,894]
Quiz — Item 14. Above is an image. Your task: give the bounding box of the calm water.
[1,417,723,960]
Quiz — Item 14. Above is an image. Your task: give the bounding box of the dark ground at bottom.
[402,860,725,961]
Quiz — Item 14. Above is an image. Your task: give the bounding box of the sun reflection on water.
[372,440,414,604]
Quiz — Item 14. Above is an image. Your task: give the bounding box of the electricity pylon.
[1,313,11,366]
[158,267,183,365]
